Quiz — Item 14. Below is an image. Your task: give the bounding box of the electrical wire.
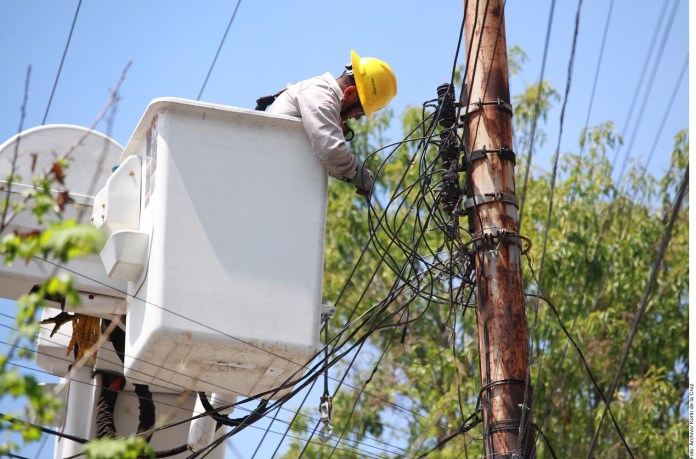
[1,317,419,454]
[534,49,689,455]
[523,0,584,449]
[526,3,687,452]
[197,0,243,101]
[2,318,381,449]
[532,0,616,425]
[268,116,455,453]
[613,0,680,189]
[643,54,688,172]
[5,358,402,459]
[42,0,82,125]
[517,0,556,223]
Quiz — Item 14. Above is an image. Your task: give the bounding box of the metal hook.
[319,396,334,442]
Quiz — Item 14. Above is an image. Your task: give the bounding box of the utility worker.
[259,50,397,196]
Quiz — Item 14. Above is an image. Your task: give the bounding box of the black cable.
[536,48,688,458]
[2,452,30,459]
[642,53,687,171]
[517,0,556,223]
[0,413,88,444]
[326,320,402,458]
[530,2,685,448]
[415,409,482,459]
[532,423,558,459]
[270,116,449,452]
[197,0,242,101]
[532,0,616,431]
[523,0,584,448]
[42,0,82,125]
[613,0,680,188]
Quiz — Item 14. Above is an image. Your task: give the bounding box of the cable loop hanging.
[319,302,335,442]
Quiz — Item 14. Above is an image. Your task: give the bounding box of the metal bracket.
[462,147,516,169]
[321,302,336,322]
[466,229,532,254]
[462,192,519,214]
[319,396,334,442]
[459,98,513,120]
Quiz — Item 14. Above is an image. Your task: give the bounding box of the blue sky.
[0,1,690,458]
[0,1,689,176]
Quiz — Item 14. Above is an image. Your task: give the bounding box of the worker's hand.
[351,161,374,197]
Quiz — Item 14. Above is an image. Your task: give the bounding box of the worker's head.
[338,50,397,121]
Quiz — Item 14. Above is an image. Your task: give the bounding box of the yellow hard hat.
[351,50,397,118]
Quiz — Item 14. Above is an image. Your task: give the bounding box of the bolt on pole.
[462,0,536,456]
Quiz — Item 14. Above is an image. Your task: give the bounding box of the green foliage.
[508,45,528,77]
[84,436,155,459]
[0,153,106,455]
[520,130,688,457]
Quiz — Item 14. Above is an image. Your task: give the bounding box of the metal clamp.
[462,147,516,169]
[319,396,334,442]
[459,408,484,434]
[321,302,336,322]
[466,229,532,254]
[460,98,513,120]
[462,192,519,214]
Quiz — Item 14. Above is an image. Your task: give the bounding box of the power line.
[517,0,556,222]
[197,0,243,101]
[0,313,425,449]
[533,3,687,449]
[609,0,675,181]
[42,0,83,125]
[614,0,680,189]
[529,0,615,445]
[3,358,407,459]
[524,0,584,447]
[266,113,459,453]
[643,54,688,172]
[578,0,614,133]
[537,53,688,441]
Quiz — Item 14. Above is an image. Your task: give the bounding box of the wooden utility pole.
[462,0,536,456]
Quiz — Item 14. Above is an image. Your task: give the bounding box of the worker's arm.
[293,84,358,180]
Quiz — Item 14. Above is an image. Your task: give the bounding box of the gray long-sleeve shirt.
[267,72,357,180]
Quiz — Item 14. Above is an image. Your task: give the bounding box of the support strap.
[462,147,516,169]
[460,98,513,119]
[462,192,519,213]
